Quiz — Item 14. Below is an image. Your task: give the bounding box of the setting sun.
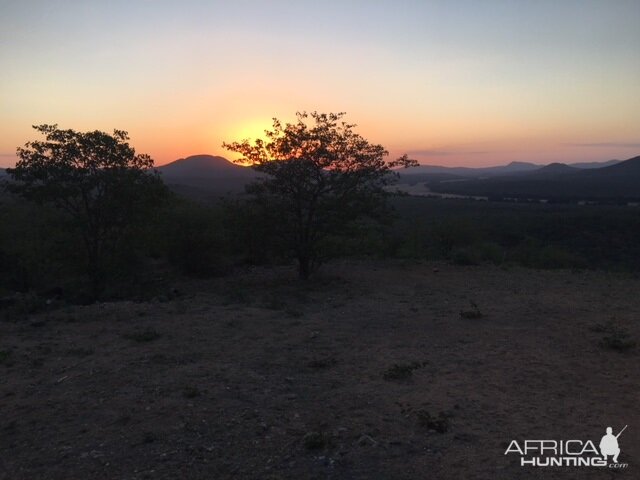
[228,119,272,144]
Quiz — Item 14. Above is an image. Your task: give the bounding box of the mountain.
[523,162,578,178]
[157,155,256,193]
[402,161,540,178]
[583,155,640,178]
[158,155,253,178]
[399,158,620,181]
[570,159,620,169]
[427,155,640,200]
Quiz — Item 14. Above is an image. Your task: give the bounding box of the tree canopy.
[224,111,417,278]
[7,124,168,295]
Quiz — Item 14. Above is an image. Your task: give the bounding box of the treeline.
[386,196,640,272]
[2,117,640,308]
[3,191,640,303]
[0,189,398,304]
[0,192,284,303]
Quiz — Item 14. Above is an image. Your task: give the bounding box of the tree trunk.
[298,255,311,280]
[85,234,104,300]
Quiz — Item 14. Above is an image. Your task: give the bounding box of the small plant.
[115,414,132,425]
[222,289,250,306]
[303,431,329,450]
[383,361,427,381]
[601,329,636,352]
[30,357,45,368]
[183,386,200,399]
[263,295,286,310]
[592,320,636,352]
[4,420,18,432]
[0,350,12,366]
[285,308,303,318]
[308,357,337,369]
[451,247,479,266]
[1,293,50,322]
[415,410,451,433]
[460,301,483,319]
[590,320,616,333]
[66,347,94,357]
[123,329,161,343]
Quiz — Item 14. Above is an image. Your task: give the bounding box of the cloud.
[563,142,640,148]
[407,149,489,157]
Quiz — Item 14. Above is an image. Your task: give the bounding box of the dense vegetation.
[386,197,640,271]
[2,181,640,306]
[2,121,638,305]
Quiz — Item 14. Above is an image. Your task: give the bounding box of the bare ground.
[1,261,638,479]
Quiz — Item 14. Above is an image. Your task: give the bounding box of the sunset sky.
[1,0,639,168]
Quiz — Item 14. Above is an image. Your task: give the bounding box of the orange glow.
[227,119,271,145]
[1,2,639,169]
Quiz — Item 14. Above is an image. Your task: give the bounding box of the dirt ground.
[1,261,638,479]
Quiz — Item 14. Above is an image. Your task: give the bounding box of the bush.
[512,241,587,270]
[163,202,232,277]
[450,247,479,266]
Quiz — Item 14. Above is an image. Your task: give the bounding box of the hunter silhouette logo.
[505,426,629,469]
[599,425,626,463]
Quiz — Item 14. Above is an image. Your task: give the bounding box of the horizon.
[1,1,639,168]
[151,153,635,169]
[3,150,636,170]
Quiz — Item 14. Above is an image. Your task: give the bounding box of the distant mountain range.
[413,156,640,201]
[2,154,638,201]
[156,154,638,201]
[400,159,620,178]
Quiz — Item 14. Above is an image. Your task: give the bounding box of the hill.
[157,154,256,193]
[157,154,253,178]
[427,155,640,200]
[570,159,620,169]
[399,158,620,184]
[522,162,579,178]
[583,155,640,178]
[402,161,540,178]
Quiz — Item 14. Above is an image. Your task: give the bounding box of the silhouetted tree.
[224,112,417,279]
[7,125,169,296]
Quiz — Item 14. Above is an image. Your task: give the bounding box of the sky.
[1,0,639,167]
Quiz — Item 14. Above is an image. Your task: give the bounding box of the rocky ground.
[1,261,638,479]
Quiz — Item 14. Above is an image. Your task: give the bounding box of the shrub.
[460,301,483,319]
[164,202,232,277]
[593,322,636,352]
[123,329,161,343]
[416,410,451,433]
[383,361,427,381]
